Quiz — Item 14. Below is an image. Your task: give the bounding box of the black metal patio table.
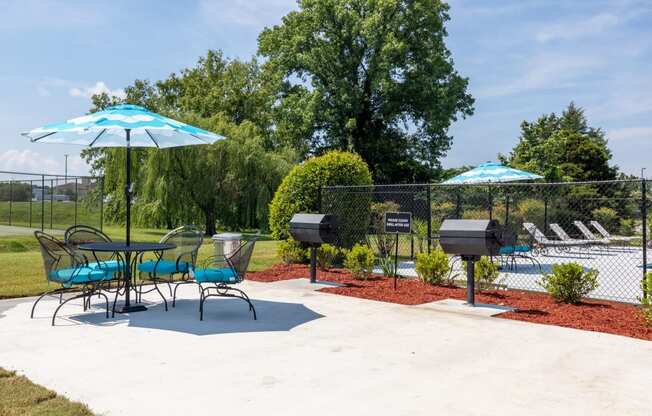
[78,242,176,314]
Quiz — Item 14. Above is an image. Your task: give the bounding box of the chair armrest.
[198,255,229,270]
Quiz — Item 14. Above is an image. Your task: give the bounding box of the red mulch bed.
[249,264,652,341]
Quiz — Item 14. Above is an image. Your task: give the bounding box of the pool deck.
[0,278,650,416]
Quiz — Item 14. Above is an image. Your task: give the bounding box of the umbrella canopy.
[22,104,224,244]
[442,162,542,185]
[22,104,223,147]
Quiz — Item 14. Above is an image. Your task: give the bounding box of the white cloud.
[608,126,652,141]
[476,54,603,98]
[68,81,126,100]
[36,78,125,100]
[536,13,623,43]
[198,0,297,27]
[0,149,89,176]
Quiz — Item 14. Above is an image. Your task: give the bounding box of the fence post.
[50,179,54,230]
[74,178,78,226]
[642,179,648,301]
[317,186,322,212]
[427,184,432,253]
[29,180,32,228]
[41,176,45,231]
[8,180,13,226]
[100,177,104,231]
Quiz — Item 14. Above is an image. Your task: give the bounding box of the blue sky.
[1,0,650,177]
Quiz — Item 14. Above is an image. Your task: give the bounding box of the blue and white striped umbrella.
[442,162,542,184]
[21,104,224,147]
[22,104,224,249]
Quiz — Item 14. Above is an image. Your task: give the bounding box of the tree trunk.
[204,210,216,236]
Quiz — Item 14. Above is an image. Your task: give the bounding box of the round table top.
[78,242,176,253]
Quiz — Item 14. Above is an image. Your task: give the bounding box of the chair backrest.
[549,223,572,241]
[160,225,204,266]
[590,221,611,238]
[523,223,548,244]
[574,221,598,240]
[34,231,77,282]
[226,236,258,281]
[65,225,113,260]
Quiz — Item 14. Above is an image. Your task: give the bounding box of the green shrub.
[515,198,546,228]
[377,256,395,277]
[462,209,487,220]
[277,237,309,264]
[473,257,499,289]
[269,151,373,241]
[592,207,619,233]
[316,244,339,270]
[369,201,400,256]
[412,218,429,254]
[415,249,449,285]
[344,244,375,280]
[538,263,599,304]
[431,200,455,233]
[619,218,635,236]
[640,272,652,327]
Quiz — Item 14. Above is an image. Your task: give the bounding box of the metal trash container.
[212,233,242,258]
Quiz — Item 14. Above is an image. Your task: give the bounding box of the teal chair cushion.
[499,245,531,254]
[88,260,125,272]
[138,259,189,275]
[49,267,110,286]
[194,268,238,283]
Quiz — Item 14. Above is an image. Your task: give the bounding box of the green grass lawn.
[0,226,279,299]
[0,368,93,415]
[0,201,101,231]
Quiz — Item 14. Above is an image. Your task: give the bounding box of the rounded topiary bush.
[269,151,373,242]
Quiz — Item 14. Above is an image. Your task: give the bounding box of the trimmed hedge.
[269,151,373,240]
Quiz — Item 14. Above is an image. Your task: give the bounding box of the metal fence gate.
[321,180,649,304]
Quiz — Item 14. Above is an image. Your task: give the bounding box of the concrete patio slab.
[416,298,515,317]
[0,279,650,416]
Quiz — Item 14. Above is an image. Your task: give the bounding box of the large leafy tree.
[258,0,474,183]
[500,102,618,182]
[84,51,298,234]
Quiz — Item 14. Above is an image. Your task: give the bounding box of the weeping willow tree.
[84,50,300,234]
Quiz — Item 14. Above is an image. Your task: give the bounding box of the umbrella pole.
[125,129,131,246]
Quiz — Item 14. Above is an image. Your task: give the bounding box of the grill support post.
[310,245,317,284]
[463,255,478,306]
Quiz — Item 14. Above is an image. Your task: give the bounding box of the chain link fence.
[0,171,104,233]
[321,179,648,304]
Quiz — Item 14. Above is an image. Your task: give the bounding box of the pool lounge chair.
[590,221,639,243]
[548,223,596,245]
[523,223,588,254]
[573,221,610,245]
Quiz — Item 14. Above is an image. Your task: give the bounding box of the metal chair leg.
[152,281,168,311]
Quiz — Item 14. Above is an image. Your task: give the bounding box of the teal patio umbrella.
[442,162,543,223]
[22,104,224,243]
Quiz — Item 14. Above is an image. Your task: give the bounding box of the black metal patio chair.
[172,235,258,320]
[33,231,111,325]
[136,225,203,311]
[64,225,125,290]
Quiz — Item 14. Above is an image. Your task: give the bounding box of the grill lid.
[439,219,499,238]
[289,213,334,230]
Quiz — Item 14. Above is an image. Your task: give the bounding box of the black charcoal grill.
[439,219,510,305]
[289,213,337,283]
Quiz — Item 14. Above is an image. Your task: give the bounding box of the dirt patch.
[248,264,652,341]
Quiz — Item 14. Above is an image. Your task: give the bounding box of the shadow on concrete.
[71,298,325,336]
